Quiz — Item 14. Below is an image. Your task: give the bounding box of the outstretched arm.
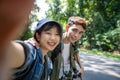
[0,0,34,56]
[0,1,34,79]
[7,42,25,69]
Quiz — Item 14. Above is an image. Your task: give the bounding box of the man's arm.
[74,53,84,77]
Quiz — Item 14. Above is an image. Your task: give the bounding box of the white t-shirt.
[59,43,70,78]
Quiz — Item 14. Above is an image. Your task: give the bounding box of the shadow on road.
[74,52,120,80]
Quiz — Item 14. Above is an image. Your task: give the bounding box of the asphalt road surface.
[74,52,120,80]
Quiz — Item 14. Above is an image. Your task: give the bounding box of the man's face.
[66,24,84,43]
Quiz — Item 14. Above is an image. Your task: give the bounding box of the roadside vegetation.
[79,49,120,61]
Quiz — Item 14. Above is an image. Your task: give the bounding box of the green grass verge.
[79,49,120,61]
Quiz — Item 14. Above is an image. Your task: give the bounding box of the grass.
[79,49,120,61]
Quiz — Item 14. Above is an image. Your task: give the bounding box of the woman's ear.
[66,24,69,31]
[36,33,41,42]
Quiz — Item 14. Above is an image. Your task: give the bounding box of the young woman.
[6,18,63,80]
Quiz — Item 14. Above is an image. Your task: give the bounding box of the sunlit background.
[31,0,48,30]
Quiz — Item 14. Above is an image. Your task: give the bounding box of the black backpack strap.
[40,55,53,80]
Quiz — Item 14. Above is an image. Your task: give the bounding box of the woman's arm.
[7,41,25,69]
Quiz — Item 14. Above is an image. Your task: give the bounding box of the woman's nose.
[50,35,56,40]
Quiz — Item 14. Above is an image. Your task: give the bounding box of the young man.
[50,16,87,80]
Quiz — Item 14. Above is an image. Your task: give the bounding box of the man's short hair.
[68,16,87,29]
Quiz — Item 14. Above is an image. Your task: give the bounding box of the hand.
[24,38,40,49]
[77,67,84,77]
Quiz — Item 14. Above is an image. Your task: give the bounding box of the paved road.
[74,52,120,80]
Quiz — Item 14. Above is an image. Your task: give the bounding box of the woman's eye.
[55,33,59,35]
[46,32,51,34]
[56,34,60,36]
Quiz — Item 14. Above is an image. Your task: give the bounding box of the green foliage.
[20,28,33,40]
[80,49,120,61]
[106,27,120,51]
[80,0,120,52]
[66,0,76,16]
[46,0,62,20]
[81,27,120,52]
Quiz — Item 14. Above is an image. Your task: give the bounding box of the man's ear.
[66,24,69,31]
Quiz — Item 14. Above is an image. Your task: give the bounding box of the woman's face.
[67,24,84,43]
[38,26,60,53]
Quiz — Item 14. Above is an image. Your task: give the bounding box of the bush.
[19,28,33,40]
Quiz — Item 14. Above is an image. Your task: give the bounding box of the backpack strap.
[42,55,53,80]
[70,41,79,73]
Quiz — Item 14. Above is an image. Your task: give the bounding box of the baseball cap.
[35,18,62,32]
